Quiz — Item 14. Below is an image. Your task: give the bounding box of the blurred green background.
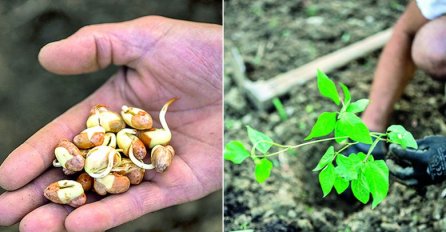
[0,0,221,231]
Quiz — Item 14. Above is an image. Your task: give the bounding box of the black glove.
[387,136,446,187]
[344,138,387,160]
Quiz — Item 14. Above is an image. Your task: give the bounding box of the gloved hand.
[344,138,387,159]
[387,136,446,187]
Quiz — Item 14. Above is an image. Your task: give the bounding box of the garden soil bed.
[224,0,446,231]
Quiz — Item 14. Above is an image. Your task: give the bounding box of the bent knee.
[414,53,446,80]
[412,16,446,80]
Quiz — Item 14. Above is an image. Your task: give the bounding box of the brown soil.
[224,0,446,231]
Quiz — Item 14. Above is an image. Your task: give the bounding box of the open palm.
[0,16,222,231]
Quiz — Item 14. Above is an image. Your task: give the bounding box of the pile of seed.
[44,99,176,207]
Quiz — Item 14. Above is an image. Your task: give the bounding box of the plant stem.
[288,136,349,149]
[365,134,385,161]
[370,134,387,141]
[370,132,388,138]
[250,140,291,157]
[252,133,385,160]
[251,136,349,158]
[257,147,291,158]
[337,142,358,154]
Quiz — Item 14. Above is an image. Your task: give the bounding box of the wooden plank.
[245,28,393,110]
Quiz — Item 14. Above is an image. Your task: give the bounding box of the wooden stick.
[245,28,393,110]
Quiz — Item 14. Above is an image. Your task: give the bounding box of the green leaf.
[333,174,349,194]
[317,69,340,105]
[346,99,370,114]
[335,154,357,180]
[387,125,418,149]
[335,153,366,181]
[334,121,348,143]
[364,160,389,208]
[336,112,372,144]
[247,126,273,154]
[224,141,251,164]
[255,158,273,183]
[340,83,351,106]
[351,172,370,204]
[313,146,335,171]
[305,112,337,140]
[272,97,288,121]
[350,152,367,162]
[319,163,335,197]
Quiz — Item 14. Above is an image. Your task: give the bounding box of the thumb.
[38,16,168,75]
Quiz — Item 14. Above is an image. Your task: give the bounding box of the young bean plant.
[225,70,418,208]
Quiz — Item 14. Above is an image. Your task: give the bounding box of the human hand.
[0,16,222,231]
[387,136,446,187]
[344,138,387,159]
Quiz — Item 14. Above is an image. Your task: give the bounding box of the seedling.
[44,99,177,207]
[225,70,417,208]
[272,97,288,121]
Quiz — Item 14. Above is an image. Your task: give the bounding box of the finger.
[65,155,210,231]
[0,114,84,190]
[38,16,172,75]
[389,143,429,164]
[0,72,125,191]
[420,135,446,145]
[0,169,64,226]
[65,183,168,232]
[386,159,416,179]
[407,136,444,150]
[19,203,70,232]
[18,192,102,232]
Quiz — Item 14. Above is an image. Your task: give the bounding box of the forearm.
[362,30,416,131]
[362,1,428,132]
